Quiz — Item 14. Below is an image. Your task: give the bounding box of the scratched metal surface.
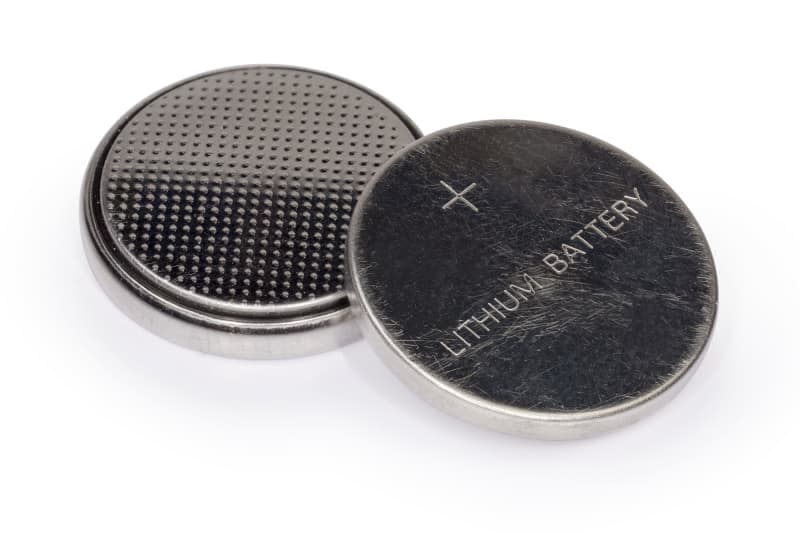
[350,121,717,413]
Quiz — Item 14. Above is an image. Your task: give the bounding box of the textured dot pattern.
[100,67,417,305]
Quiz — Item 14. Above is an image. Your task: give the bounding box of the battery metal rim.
[83,184,358,358]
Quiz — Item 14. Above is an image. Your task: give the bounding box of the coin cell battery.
[347,121,717,439]
[81,66,420,358]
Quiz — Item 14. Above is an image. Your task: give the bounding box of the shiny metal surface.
[347,120,717,438]
[82,65,421,358]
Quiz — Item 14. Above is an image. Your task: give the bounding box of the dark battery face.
[348,120,717,438]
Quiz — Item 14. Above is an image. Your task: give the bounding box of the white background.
[2,1,798,531]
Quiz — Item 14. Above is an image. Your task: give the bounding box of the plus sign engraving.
[440,181,479,212]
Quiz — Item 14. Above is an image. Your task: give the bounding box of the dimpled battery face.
[347,121,717,438]
[82,66,420,358]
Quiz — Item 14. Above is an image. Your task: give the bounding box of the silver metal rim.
[82,192,359,358]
